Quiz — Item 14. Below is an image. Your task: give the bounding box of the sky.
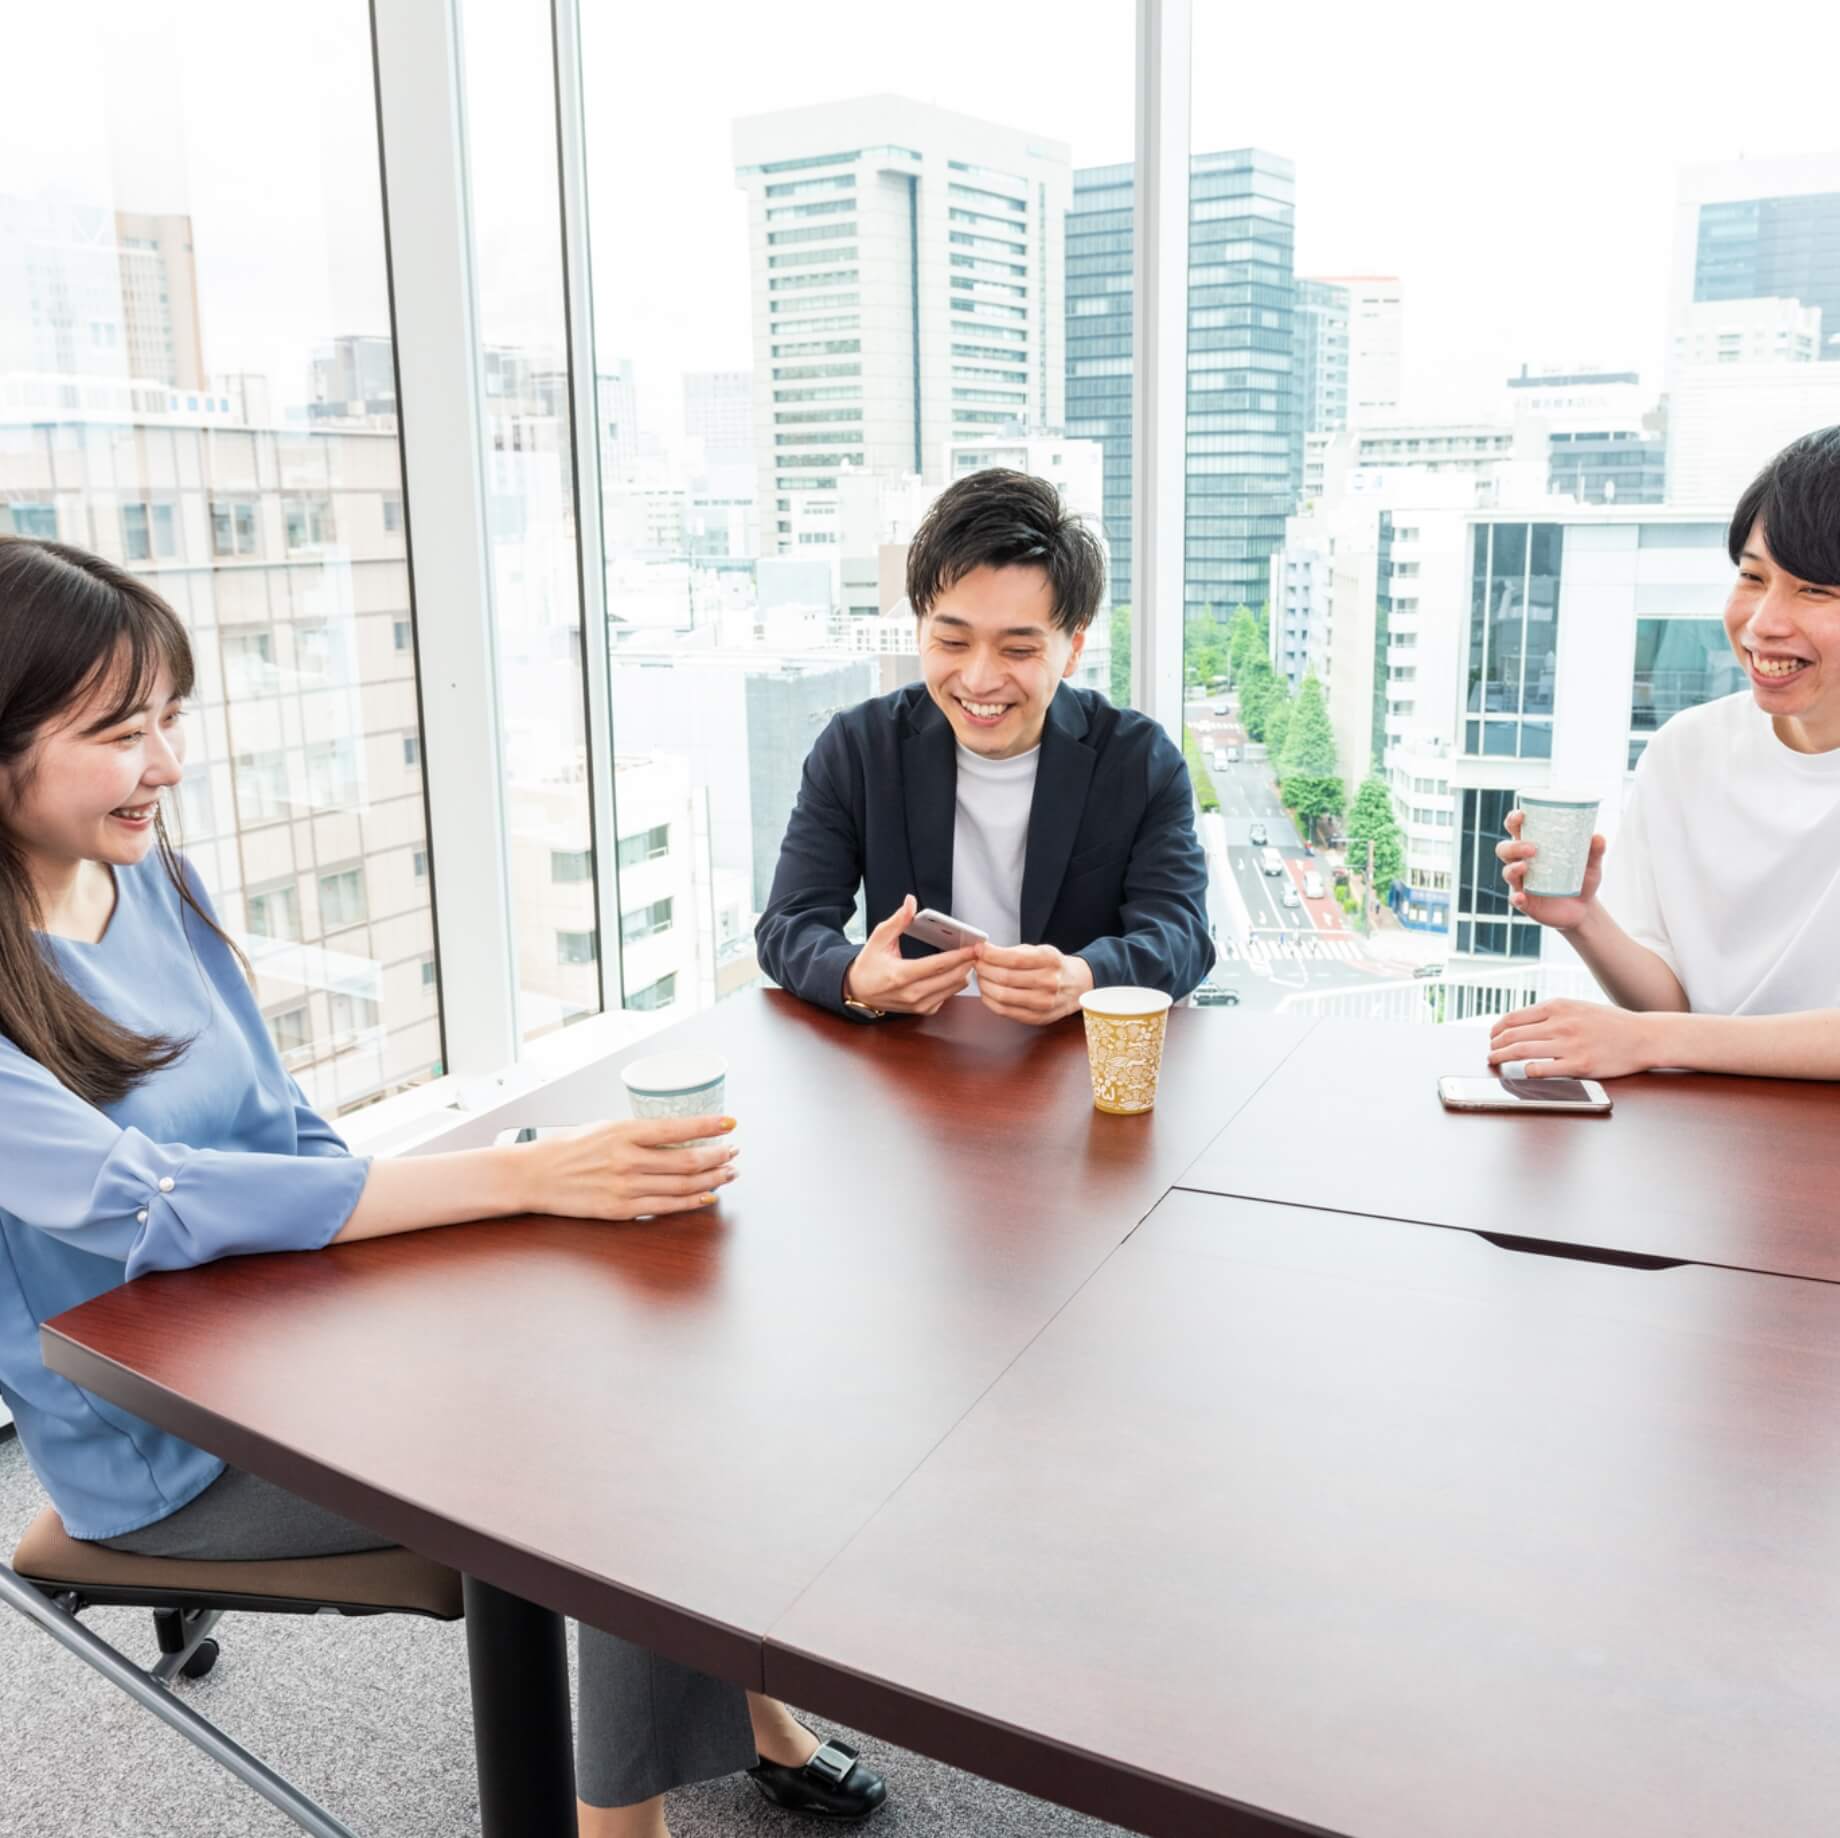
[6,0,1840,434]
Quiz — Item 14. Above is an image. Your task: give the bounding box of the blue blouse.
[0,856,371,1539]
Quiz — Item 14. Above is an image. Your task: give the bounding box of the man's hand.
[976,942,1095,1026]
[1495,808,1606,933]
[845,894,980,1015]
[1487,998,1659,1081]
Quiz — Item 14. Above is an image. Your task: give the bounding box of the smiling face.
[1724,520,1840,752]
[2,655,186,877]
[918,563,1085,759]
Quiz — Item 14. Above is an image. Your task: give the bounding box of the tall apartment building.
[1065,149,1300,621]
[1672,155,1840,365]
[733,96,1069,560]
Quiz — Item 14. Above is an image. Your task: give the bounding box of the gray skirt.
[97,1466,757,1807]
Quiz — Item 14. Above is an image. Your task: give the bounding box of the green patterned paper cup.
[619,1049,728,1146]
[1078,988,1174,1116]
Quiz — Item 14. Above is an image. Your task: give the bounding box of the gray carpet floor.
[0,1433,1123,1837]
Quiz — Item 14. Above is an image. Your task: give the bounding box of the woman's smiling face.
[1723,519,1840,752]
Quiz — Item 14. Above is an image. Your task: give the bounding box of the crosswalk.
[1238,934,1365,966]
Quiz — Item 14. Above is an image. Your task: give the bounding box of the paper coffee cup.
[1078,988,1174,1116]
[619,1049,728,1145]
[1516,791,1600,898]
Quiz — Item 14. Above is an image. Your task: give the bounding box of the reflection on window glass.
[580,5,1132,1018]
[1,2,442,1109]
[1630,618,1744,733]
[459,0,600,1042]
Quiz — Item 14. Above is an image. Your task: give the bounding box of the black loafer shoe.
[748,1739,887,1820]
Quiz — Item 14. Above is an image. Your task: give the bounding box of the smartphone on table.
[1437,1075,1612,1115]
[906,908,990,952]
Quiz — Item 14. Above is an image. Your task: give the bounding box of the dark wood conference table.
[40,993,1840,1835]
[1177,1018,1840,1283]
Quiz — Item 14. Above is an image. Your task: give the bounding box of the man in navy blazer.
[756,469,1215,1024]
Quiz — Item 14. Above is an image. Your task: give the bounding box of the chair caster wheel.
[180,1638,220,1680]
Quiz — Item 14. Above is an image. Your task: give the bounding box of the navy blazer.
[756,682,1215,1017]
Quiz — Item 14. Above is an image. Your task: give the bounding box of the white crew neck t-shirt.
[951,742,1041,992]
[1599,690,1840,1016]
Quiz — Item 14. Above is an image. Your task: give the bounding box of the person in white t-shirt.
[1489,425,1840,1081]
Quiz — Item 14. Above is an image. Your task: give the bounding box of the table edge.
[37,1323,766,1688]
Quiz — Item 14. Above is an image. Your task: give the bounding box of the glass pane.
[1192,10,1837,1001]
[457,0,599,1042]
[579,5,1132,1017]
[1,2,441,1112]
[1630,618,1746,732]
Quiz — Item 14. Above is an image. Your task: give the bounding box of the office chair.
[2,1502,463,1838]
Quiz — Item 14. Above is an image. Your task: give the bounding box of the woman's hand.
[1487,1000,1659,1081]
[1495,809,1606,932]
[520,1115,739,1221]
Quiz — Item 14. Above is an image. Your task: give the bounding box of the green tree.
[1109,600,1131,706]
[1344,774,1406,900]
[1262,683,1294,761]
[1237,656,1279,740]
[1226,605,1263,683]
[1185,611,1231,687]
[1182,724,1220,812]
[1275,673,1342,841]
[1277,673,1338,779]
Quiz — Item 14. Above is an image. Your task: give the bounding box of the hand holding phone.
[905,907,991,952]
[843,894,983,1016]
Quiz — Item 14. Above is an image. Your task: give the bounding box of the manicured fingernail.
[719,1117,737,1132]
[699,1192,717,1205]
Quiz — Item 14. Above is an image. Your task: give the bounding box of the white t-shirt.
[952,742,1040,992]
[1599,691,1840,1016]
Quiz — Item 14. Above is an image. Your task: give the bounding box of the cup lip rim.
[1516,791,1601,808]
[1079,986,1175,1017]
[619,1049,728,1097]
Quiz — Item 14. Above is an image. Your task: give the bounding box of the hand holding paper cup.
[1078,987,1174,1115]
[619,1049,729,1145]
[1514,791,1601,898]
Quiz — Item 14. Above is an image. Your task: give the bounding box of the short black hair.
[1728,425,1840,587]
[906,468,1107,636]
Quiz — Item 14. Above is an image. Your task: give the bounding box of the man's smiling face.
[918,563,1085,759]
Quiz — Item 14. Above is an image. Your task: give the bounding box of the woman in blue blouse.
[0,539,885,1837]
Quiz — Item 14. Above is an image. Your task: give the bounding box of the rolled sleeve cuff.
[106,1130,372,1280]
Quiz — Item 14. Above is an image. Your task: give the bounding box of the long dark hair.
[0,536,249,1106]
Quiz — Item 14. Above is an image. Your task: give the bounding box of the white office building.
[733,96,1069,559]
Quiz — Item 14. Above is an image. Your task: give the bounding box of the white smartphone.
[1438,1075,1612,1115]
[907,907,990,952]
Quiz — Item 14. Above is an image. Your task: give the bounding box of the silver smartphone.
[1438,1075,1612,1114]
[907,907,990,952]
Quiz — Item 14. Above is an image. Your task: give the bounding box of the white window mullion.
[370,0,519,1075]
[548,0,626,1010]
[1132,0,1192,745]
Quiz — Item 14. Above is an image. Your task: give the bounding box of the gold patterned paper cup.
[1078,987,1175,1116]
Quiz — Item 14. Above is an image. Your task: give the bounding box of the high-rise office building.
[683,369,755,477]
[1504,365,1666,507]
[1293,278,1350,438]
[733,96,1070,559]
[1066,163,1134,607]
[1294,275,1401,437]
[1671,155,1840,364]
[1065,149,1300,622]
[0,197,206,394]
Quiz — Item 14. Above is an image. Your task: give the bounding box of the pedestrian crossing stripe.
[1241,935,1363,965]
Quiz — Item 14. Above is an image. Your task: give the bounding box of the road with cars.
[1186,695,1385,1011]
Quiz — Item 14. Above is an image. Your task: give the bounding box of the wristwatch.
[841,966,886,1020]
